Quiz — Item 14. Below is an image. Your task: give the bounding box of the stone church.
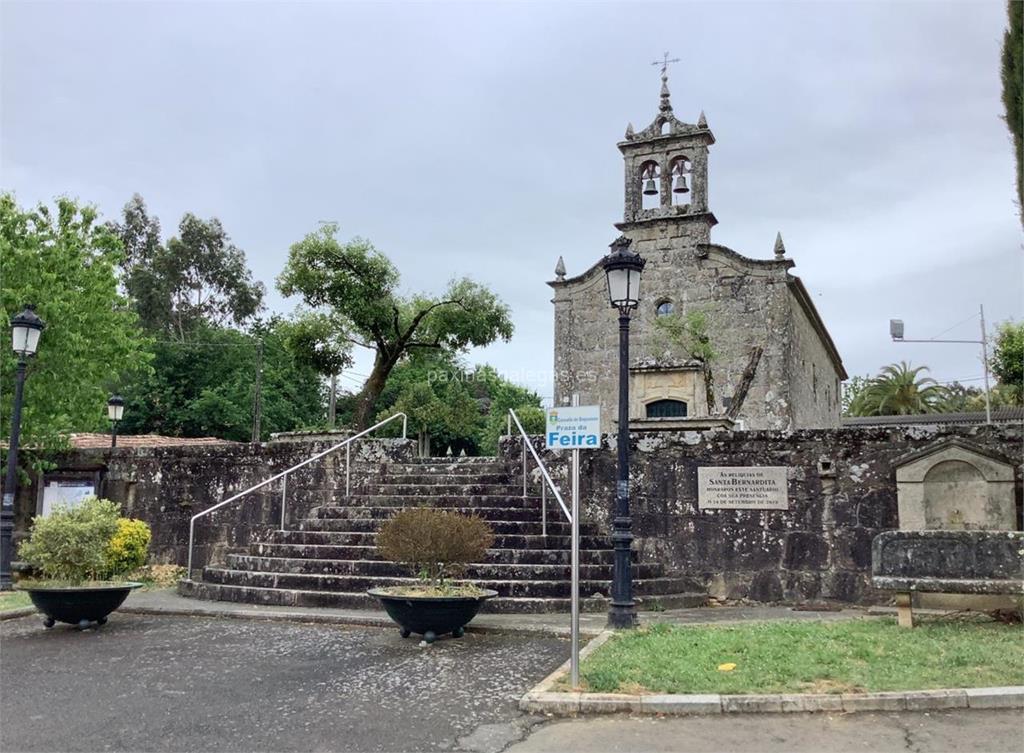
[550,68,847,431]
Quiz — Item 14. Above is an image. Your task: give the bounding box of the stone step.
[223,554,663,580]
[296,517,599,536]
[200,567,693,599]
[379,459,511,472]
[352,483,525,496]
[309,505,549,523]
[265,529,612,550]
[328,494,549,509]
[251,542,620,565]
[363,472,515,485]
[179,579,706,614]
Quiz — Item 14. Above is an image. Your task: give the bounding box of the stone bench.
[871,530,1024,628]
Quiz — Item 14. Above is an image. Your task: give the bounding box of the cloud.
[2,0,1019,399]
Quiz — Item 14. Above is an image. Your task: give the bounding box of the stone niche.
[894,438,1017,531]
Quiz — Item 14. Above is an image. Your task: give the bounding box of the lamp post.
[2,305,45,590]
[601,236,646,629]
[107,395,125,448]
[889,305,993,424]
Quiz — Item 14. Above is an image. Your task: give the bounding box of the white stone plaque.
[698,466,789,510]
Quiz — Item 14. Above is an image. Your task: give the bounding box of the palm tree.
[848,362,948,416]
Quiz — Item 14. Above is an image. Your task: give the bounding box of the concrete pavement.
[118,587,867,636]
[0,612,565,753]
[505,711,1024,753]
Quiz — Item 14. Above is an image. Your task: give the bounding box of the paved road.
[3,613,1020,753]
[509,711,1024,753]
[1,613,566,753]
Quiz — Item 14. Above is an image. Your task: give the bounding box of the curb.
[0,607,36,621]
[518,630,1024,716]
[4,595,603,639]
[118,604,604,638]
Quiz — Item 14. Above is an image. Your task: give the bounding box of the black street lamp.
[107,395,125,448]
[601,236,645,629]
[2,305,45,590]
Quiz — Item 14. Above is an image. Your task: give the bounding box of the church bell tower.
[617,56,716,235]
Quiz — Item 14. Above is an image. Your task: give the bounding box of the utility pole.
[889,304,993,425]
[979,304,992,425]
[251,339,263,442]
[328,373,338,429]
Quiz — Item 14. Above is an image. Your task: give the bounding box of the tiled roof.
[842,407,1024,427]
[67,433,237,449]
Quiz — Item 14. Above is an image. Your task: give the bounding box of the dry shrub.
[377,507,494,586]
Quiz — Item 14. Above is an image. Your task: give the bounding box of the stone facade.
[15,424,1022,606]
[13,438,414,572]
[502,423,1022,605]
[550,73,845,430]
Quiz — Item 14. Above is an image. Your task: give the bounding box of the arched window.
[670,156,691,207]
[656,300,675,317]
[646,399,688,418]
[640,161,661,210]
[660,120,671,136]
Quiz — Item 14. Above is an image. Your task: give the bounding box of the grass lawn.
[0,591,33,613]
[575,618,1024,695]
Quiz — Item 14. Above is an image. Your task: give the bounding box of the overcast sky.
[2,0,1021,401]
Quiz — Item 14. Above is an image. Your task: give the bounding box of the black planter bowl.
[368,587,498,643]
[16,582,142,630]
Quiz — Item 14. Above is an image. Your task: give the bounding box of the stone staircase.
[179,457,706,613]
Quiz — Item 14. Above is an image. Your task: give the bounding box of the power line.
[927,312,979,341]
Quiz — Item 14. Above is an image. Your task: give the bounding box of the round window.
[656,301,675,317]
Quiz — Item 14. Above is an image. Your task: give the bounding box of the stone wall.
[14,438,415,573]
[786,284,843,428]
[501,423,1022,605]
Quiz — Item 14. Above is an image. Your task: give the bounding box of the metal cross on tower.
[652,52,680,75]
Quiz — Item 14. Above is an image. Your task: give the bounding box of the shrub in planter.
[371,507,497,642]
[377,507,494,594]
[16,497,151,629]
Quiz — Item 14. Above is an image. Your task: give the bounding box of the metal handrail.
[508,408,571,536]
[186,412,408,575]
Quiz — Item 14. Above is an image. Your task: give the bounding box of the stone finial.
[625,122,635,139]
[773,232,786,259]
[609,235,632,253]
[697,110,707,129]
[554,256,566,281]
[659,72,673,113]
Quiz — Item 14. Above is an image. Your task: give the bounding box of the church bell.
[643,178,658,196]
[673,175,689,194]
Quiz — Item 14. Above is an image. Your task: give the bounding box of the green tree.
[119,321,324,441]
[652,309,717,408]
[841,375,871,416]
[848,362,948,416]
[990,319,1023,404]
[468,365,544,455]
[939,381,986,412]
[118,198,264,339]
[378,375,482,457]
[1002,0,1023,223]
[277,310,353,378]
[109,193,161,274]
[278,225,513,429]
[0,194,152,450]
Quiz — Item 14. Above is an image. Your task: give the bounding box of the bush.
[377,508,494,586]
[105,518,151,577]
[18,498,120,584]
